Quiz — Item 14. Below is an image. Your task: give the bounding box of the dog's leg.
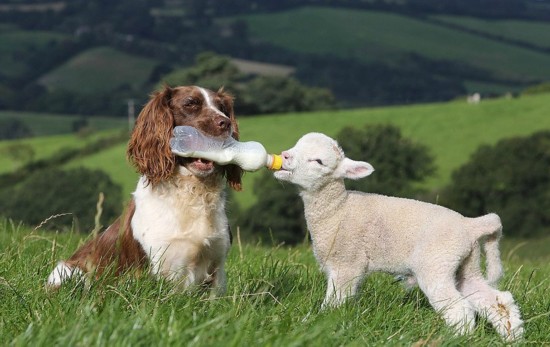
[46,261,84,289]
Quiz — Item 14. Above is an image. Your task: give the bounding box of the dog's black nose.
[216,116,230,131]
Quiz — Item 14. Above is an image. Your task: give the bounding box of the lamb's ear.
[335,158,374,180]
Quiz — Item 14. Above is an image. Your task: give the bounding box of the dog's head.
[127,85,243,190]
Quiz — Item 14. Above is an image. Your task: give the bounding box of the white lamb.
[274,132,523,341]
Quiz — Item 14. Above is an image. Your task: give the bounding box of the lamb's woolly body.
[277,132,523,341]
[132,166,230,286]
[304,187,496,275]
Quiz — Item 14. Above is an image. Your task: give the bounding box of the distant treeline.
[0,0,545,117]
[2,0,548,33]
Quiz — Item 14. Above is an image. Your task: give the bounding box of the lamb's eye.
[310,159,324,165]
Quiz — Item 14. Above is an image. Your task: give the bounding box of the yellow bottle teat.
[268,154,283,170]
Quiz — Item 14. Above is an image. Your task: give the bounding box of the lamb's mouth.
[274,169,292,180]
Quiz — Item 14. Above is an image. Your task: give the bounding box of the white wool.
[275,132,523,341]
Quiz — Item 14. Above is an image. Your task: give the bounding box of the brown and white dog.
[46,85,242,294]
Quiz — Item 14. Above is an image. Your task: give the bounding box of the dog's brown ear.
[218,88,243,191]
[218,88,239,139]
[225,164,243,191]
[127,86,176,185]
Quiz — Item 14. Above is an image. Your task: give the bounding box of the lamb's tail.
[467,213,504,286]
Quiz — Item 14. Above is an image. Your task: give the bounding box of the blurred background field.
[2,93,549,208]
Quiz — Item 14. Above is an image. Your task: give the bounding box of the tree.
[0,167,123,232]
[240,76,335,114]
[161,52,243,92]
[0,118,33,140]
[236,171,306,245]
[239,124,435,244]
[337,124,435,197]
[160,52,336,115]
[442,131,550,238]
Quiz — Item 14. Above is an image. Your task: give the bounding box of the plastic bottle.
[170,126,282,171]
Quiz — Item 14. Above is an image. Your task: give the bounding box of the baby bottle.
[170,126,282,171]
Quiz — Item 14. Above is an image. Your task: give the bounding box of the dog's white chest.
[131,176,229,279]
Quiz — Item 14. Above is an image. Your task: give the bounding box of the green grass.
[433,15,550,50]
[65,142,139,199]
[0,130,126,174]
[38,46,158,93]
[2,93,550,208]
[236,6,550,82]
[0,111,129,136]
[1,220,549,345]
[234,93,550,207]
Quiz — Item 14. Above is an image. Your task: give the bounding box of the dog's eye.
[183,98,199,107]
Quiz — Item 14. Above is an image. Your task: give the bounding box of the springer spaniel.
[46,85,242,294]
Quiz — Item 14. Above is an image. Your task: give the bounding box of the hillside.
[3,93,549,209]
[432,15,550,50]
[38,46,158,94]
[0,110,129,136]
[237,7,550,90]
[2,3,550,115]
[0,25,68,79]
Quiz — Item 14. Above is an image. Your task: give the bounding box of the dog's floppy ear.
[218,88,243,191]
[127,86,176,185]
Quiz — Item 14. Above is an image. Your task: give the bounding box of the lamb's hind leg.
[322,266,365,308]
[416,267,476,334]
[458,246,524,341]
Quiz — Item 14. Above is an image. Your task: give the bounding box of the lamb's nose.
[282,151,291,160]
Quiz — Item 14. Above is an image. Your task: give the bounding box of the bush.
[337,124,435,197]
[240,76,336,114]
[0,167,123,232]
[236,172,306,245]
[522,82,550,96]
[239,124,435,244]
[442,131,550,238]
[0,118,33,140]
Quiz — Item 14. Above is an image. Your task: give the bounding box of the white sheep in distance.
[274,132,523,341]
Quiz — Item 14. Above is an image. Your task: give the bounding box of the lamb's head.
[274,132,374,190]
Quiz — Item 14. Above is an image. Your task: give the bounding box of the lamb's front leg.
[207,264,227,297]
[322,267,365,308]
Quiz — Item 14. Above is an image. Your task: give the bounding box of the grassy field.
[1,220,549,345]
[0,111,129,137]
[0,129,126,174]
[432,15,550,49]
[2,93,550,208]
[38,46,158,94]
[233,93,550,206]
[236,7,550,83]
[1,92,549,345]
